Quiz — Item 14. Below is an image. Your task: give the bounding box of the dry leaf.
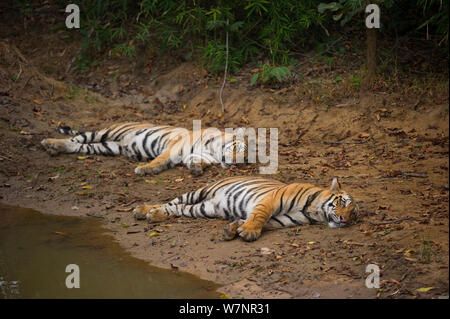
[416,287,435,292]
[149,232,160,237]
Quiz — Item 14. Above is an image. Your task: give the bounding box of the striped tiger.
[41,122,247,176]
[133,176,358,241]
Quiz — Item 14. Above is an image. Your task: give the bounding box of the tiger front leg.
[188,161,211,176]
[134,155,172,175]
[135,141,182,175]
[222,219,245,241]
[237,201,274,242]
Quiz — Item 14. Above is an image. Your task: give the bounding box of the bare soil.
[0,24,448,299]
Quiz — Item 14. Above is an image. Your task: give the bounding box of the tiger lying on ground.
[41,122,247,176]
[133,176,358,241]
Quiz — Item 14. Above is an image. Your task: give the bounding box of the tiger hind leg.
[133,204,163,220]
[41,138,121,156]
[143,201,219,223]
[41,138,70,156]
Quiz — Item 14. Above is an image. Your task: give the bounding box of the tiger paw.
[146,207,169,223]
[190,165,203,177]
[135,165,153,176]
[41,138,62,156]
[134,204,163,221]
[222,219,245,241]
[134,164,164,176]
[237,222,262,242]
[133,205,150,220]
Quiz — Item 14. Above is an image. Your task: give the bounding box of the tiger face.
[223,140,247,166]
[326,177,358,228]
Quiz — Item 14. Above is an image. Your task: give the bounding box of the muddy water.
[0,204,220,298]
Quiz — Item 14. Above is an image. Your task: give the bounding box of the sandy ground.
[0,27,448,299]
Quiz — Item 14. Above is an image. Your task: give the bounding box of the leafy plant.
[350,74,361,88]
[250,63,292,85]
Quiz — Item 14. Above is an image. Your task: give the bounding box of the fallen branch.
[401,171,428,178]
[0,154,14,161]
[323,140,368,145]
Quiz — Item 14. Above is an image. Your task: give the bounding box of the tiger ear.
[330,177,341,192]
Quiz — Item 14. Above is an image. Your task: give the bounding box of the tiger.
[40,122,247,176]
[133,176,358,242]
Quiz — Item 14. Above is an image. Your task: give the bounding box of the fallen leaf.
[149,232,160,237]
[261,247,274,255]
[416,287,435,292]
[77,156,88,160]
[81,185,93,190]
[52,231,67,236]
[48,174,60,181]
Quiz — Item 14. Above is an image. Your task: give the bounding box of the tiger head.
[325,177,358,228]
[222,128,248,166]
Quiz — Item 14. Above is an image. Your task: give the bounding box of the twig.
[15,62,22,81]
[402,172,428,178]
[21,75,34,91]
[323,140,368,145]
[0,155,14,162]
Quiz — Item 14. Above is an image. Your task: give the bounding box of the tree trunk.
[366,27,377,84]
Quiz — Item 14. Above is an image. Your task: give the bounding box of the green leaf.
[250,73,259,86]
[318,2,342,13]
[333,13,343,21]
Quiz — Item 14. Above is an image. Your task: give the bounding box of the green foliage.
[416,0,449,46]
[350,74,361,88]
[45,0,447,73]
[72,0,326,73]
[318,0,395,26]
[14,0,34,17]
[250,64,292,86]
